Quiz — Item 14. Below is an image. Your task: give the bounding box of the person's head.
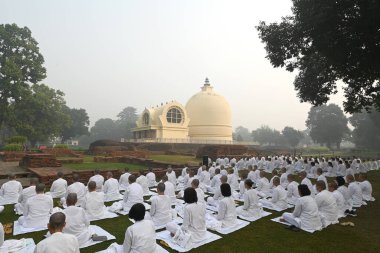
[157,182,165,194]
[248,165,253,171]
[273,176,280,187]
[241,171,248,180]
[139,169,145,176]
[287,173,294,182]
[259,171,265,178]
[253,165,258,171]
[298,184,311,197]
[272,170,278,176]
[220,183,232,197]
[281,167,286,173]
[244,179,253,190]
[88,181,97,192]
[167,166,173,173]
[36,183,45,194]
[315,180,326,192]
[161,175,168,182]
[220,175,228,184]
[202,165,207,171]
[335,176,346,186]
[107,171,113,179]
[346,174,355,183]
[358,173,366,182]
[191,179,200,189]
[189,169,195,177]
[128,203,146,221]
[57,171,64,178]
[48,212,66,234]
[215,168,220,175]
[29,178,38,186]
[8,173,16,180]
[316,168,323,175]
[66,193,78,206]
[299,171,307,179]
[328,182,338,192]
[183,187,198,204]
[94,169,100,175]
[228,169,234,175]
[128,174,136,184]
[328,161,333,167]
[72,173,80,182]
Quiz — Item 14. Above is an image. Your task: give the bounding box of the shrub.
[7,135,27,144]
[3,144,24,151]
[54,144,69,149]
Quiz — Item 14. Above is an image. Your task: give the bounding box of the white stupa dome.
[185,78,232,141]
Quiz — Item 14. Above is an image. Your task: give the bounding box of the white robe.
[136,175,149,194]
[63,206,91,246]
[199,171,211,186]
[19,194,53,228]
[83,191,105,219]
[149,195,172,226]
[146,172,157,187]
[164,181,176,202]
[316,175,328,188]
[15,185,36,214]
[119,172,131,189]
[206,186,223,207]
[359,180,374,201]
[49,178,68,198]
[280,173,289,188]
[0,223,4,247]
[181,203,207,243]
[256,177,271,197]
[217,197,237,227]
[67,182,86,207]
[348,182,363,207]
[237,189,262,217]
[103,178,120,201]
[166,171,177,186]
[0,180,23,203]
[123,183,143,212]
[332,190,346,217]
[123,220,158,253]
[35,232,80,253]
[227,174,239,191]
[315,190,339,227]
[210,174,221,189]
[195,188,206,205]
[270,185,288,209]
[301,177,315,197]
[88,174,104,192]
[337,185,353,210]
[286,181,300,205]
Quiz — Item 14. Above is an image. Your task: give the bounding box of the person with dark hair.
[0,173,23,204]
[18,183,53,228]
[15,178,38,214]
[146,168,157,187]
[123,203,158,252]
[166,187,207,248]
[88,169,104,192]
[148,183,173,226]
[237,179,262,217]
[335,176,355,216]
[122,174,144,212]
[35,212,80,253]
[315,181,339,227]
[286,174,300,205]
[162,175,176,202]
[49,171,68,198]
[63,193,91,246]
[119,168,131,190]
[103,172,121,201]
[216,183,237,227]
[281,184,322,232]
[83,181,105,220]
[66,173,86,207]
[136,170,149,195]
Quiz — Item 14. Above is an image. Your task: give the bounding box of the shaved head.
[49,212,66,229]
[66,193,78,206]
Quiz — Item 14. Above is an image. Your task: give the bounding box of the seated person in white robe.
[237,179,262,217]
[83,181,105,220]
[15,177,38,214]
[269,170,279,189]
[286,174,300,205]
[35,212,80,253]
[63,193,92,246]
[148,183,174,226]
[260,177,287,209]
[88,170,104,192]
[162,175,176,202]
[0,222,3,247]
[328,182,346,218]
[358,174,375,201]
[124,203,159,252]
[326,161,336,177]
[215,183,238,227]
[281,184,322,232]
[336,176,355,216]
[136,170,150,195]
[315,168,328,189]
[103,172,121,201]
[146,168,157,187]
[119,168,131,190]
[220,165,228,176]
[49,171,68,198]
[315,181,339,227]
[191,179,206,205]
[207,175,228,207]
[279,168,289,188]
[166,188,207,248]
[256,171,271,197]
[66,173,86,207]
[346,174,363,207]
[238,171,248,198]
[166,166,177,187]
[123,175,144,212]
[18,183,53,228]
[299,171,314,197]
[186,170,197,189]
[208,168,222,192]
[227,169,239,191]
[199,166,211,187]
[0,174,23,204]
[336,160,346,177]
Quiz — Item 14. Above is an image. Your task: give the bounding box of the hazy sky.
[1,0,345,131]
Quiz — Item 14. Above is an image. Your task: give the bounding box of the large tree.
[349,110,380,150]
[90,118,120,141]
[306,104,349,149]
[257,1,380,113]
[234,126,251,142]
[282,126,304,148]
[252,125,284,146]
[116,106,137,139]
[60,107,90,143]
[0,24,46,126]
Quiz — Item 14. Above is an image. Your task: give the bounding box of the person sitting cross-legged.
[103,172,120,201]
[123,175,144,213]
[216,183,238,228]
[147,183,174,227]
[49,172,68,198]
[83,181,105,220]
[237,179,262,218]
[315,180,339,228]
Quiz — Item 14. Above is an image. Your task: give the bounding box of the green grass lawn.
[148,154,201,164]
[3,170,380,253]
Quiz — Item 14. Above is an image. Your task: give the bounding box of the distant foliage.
[54,144,69,149]
[7,135,27,144]
[3,144,24,151]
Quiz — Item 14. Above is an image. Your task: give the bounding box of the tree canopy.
[282,126,304,148]
[349,109,380,150]
[257,1,380,113]
[251,125,284,146]
[60,107,90,143]
[306,104,349,149]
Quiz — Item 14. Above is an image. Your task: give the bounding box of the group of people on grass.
[0,155,377,252]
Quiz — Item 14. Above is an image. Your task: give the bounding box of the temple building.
[132,78,232,143]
